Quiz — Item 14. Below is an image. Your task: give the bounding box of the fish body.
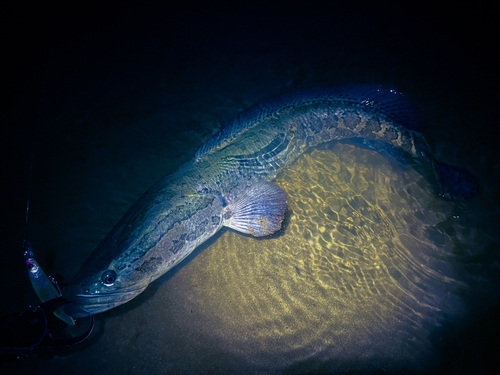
[63,85,471,317]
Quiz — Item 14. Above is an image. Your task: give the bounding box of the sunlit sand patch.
[170,142,466,371]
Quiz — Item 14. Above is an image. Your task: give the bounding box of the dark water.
[3,2,498,374]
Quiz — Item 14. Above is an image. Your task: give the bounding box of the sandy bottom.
[3,19,498,373]
[11,142,489,374]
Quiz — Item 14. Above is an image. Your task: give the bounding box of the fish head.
[62,182,225,318]
[62,249,153,318]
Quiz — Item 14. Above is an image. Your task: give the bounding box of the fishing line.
[23,114,39,245]
[22,50,53,248]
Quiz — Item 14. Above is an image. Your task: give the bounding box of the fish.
[62,84,478,318]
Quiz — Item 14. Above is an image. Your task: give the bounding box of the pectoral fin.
[223,181,287,237]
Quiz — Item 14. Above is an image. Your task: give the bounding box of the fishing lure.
[23,241,75,326]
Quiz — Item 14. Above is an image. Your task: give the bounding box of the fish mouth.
[63,284,148,318]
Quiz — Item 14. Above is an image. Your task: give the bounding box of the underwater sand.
[4,5,499,374]
[16,142,490,374]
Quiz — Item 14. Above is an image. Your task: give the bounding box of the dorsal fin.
[195,84,425,160]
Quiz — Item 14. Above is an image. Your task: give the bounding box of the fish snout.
[62,283,148,318]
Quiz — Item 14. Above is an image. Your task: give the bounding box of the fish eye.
[101,269,117,286]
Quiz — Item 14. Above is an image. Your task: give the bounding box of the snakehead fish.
[63,85,477,318]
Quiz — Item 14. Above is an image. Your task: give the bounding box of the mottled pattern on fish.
[195,85,431,197]
[64,85,444,317]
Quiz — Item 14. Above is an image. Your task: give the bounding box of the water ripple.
[174,143,468,372]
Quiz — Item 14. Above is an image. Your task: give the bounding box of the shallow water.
[10,141,496,374]
[158,144,470,373]
[3,4,499,375]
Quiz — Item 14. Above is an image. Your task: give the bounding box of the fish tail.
[434,160,480,199]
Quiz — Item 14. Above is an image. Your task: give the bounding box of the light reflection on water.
[171,143,469,372]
